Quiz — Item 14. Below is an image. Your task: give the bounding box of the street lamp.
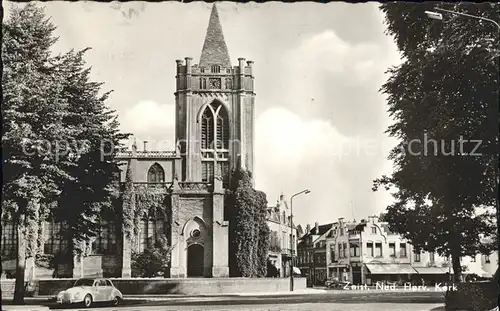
[425,11,443,21]
[426,7,500,30]
[425,6,500,278]
[290,189,311,291]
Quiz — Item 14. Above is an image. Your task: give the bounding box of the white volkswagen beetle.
[56,278,123,307]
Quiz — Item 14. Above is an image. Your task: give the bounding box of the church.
[116,3,256,278]
[1,4,256,279]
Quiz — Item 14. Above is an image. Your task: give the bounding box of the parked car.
[56,278,123,307]
[325,277,348,289]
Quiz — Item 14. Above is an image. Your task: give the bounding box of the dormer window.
[211,65,221,73]
[200,68,205,73]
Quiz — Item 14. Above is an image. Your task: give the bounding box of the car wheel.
[112,296,121,306]
[83,294,92,308]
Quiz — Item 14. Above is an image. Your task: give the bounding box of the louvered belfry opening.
[201,101,229,184]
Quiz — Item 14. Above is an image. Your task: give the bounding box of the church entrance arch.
[187,244,204,277]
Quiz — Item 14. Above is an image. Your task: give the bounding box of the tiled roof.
[199,4,232,68]
[350,223,367,232]
[308,223,334,236]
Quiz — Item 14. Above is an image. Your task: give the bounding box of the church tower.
[175,4,255,186]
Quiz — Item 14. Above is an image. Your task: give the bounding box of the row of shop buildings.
[297,216,498,287]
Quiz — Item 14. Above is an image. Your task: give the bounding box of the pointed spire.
[199,4,231,68]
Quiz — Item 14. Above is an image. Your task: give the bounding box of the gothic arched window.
[147,163,165,183]
[138,208,166,253]
[216,107,229,149]
[201,110,214,149]
[200,101,229,184]
[43,221,69,255]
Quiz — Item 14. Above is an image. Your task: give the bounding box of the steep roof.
[299,223,334,241]
[199,4,232,68]
[350,222,367,232]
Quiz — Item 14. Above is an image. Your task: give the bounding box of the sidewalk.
[1,288,328,307]
[2,306,49,311]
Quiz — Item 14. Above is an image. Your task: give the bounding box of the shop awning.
[414,267,448,274]
[365,263,416,275]
[293,267,301,275]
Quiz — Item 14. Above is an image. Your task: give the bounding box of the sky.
[5,1,402,228]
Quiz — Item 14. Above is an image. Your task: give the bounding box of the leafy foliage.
[120,166,171,251]
[228,169,271,277]
[374,2,498,282]
[34,252,72,270]
[52,46,130,254]
[2,3,129,302]
[121,163,136,238]
[445,282,499,311]
[255,190,270,277]
[266,259,279,277]
[131,235,172,278]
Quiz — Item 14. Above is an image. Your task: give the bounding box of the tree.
[2,4,76,302]
[378,213,388,222]
[53,47,129,260]
[228,169,271,277]
[2,4,129,301]
[228,170,256,277]
[373,3,498,282]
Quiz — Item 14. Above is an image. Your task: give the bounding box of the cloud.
[120,100,175,150]
[253,28,401,226]
[16,0,403,228]
[270,29,400,139]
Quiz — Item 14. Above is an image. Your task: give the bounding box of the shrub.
[131,235,172,278]
[266,259,279,277]
[445,282,498,311]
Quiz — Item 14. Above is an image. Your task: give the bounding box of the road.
[3,290,445,311]
[49,303,444,311]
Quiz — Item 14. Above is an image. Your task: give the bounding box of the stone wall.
[1,277,307,296]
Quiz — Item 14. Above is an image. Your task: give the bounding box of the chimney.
[306,224,311,233]
[315,222,319,235]
[338,217,344,223]
[143,141,148,151]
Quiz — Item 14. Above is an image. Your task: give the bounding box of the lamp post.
[425,8,500,272]
[425,5,500,278]
[290,189,311,291]
[425,7,500,30]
